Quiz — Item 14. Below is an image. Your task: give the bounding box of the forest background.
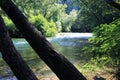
[0,0,120,79]
[2,0,120,37]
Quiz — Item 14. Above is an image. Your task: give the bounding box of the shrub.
[29,14,57,37]
[61,10,77,32]
[3,16,22,38]
[84,19,120,64]
[89,20,120,61]
[83,19,120,80]
[2,14,57,37]
[83,19,120,65]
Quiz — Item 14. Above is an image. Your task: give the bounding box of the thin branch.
[106,0,120,10]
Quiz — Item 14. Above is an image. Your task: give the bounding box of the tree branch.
[106,0,120,10]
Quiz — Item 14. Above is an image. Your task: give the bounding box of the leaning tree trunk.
[0,16,38,80]
[0,0,87,80]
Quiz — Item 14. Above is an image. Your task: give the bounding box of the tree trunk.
[0,0,87,80]
[0,15,38,80]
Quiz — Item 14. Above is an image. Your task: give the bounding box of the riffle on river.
[0,33,92,80]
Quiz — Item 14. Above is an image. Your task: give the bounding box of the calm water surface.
[0,33,92,80]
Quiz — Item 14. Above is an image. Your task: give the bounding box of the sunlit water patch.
[49,33,92,47]
[57,33,92,38]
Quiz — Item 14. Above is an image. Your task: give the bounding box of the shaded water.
[0,33,92,80]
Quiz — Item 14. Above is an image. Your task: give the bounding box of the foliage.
[13,0,67,32]
[4,0,120,36]
[44,3,67,22]
[13,0,57,16]
[81,57,111,73]
[60,10,77,32]
[2,14,57,37]
[56,20,62,32]
[4,0,120,33]
[29,14,58,37]
[2,15,22,38]
[13,0,66,21]
[2,0,59,37]
[82,19,120,80]
[83,19,120,65]
[71,0,120,32]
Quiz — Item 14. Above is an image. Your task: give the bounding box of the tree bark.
[0,0,87,80]
[106,0,120,10]
[0,15,38,80]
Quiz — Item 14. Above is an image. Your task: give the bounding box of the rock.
[93,76,105,80]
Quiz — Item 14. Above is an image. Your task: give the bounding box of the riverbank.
[57,33,92,38]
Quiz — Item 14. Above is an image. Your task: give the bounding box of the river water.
[0,33,92,80]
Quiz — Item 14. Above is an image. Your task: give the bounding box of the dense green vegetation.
[1,0,120,79]
[2,16,22,38]
[83,18,120,79]
[2,0,120,65]
[29,14,57,37]
[2,0,120,37]
[3,0,67,37]
[3,14,57,37]
[71,0,120,32]
[3,0,120,37]
[90,19,119,59]
[84,18,120,63]
[68,0,120,79]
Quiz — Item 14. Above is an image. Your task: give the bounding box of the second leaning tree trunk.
[0,15,38,80]
[0,0,87,80]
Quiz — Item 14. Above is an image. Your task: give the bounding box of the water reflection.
[0,33,92,80]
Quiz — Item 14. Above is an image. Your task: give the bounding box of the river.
[0,33,92,80]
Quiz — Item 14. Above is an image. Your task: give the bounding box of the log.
[0,0,87,80]
[0,15,38,80]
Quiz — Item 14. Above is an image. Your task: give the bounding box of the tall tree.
[13,0,66,22]
[0,15,38,80]
[71,0,120,32]
[0,0,86,80]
